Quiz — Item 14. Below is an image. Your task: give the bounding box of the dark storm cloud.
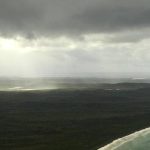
[72,0,150,33]
[0,0,150,38]
[103,29,150,43]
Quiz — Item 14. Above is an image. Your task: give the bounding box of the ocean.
[0,77,150,150]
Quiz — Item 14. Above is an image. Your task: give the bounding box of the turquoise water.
[98,127,150,150]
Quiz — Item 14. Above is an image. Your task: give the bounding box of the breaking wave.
[98,127,150,150]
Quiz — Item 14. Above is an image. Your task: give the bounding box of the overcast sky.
[0,0,150,77]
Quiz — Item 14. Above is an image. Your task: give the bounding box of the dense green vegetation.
[0,86,150,150]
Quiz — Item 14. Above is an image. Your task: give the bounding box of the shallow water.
[98,127,150,150]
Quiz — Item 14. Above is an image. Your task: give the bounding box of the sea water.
[98,127,150,150]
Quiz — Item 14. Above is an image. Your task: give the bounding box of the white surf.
[98,127,150,150]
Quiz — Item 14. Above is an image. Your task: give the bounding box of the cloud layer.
[0,0,150,77]
[0,0,150,38]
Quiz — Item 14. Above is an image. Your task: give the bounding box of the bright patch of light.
[0,38,19,50]
[0,34,150,77]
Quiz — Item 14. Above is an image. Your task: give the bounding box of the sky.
[0,0,150,77]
